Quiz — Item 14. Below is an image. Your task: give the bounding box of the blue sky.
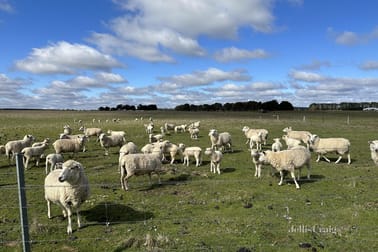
[1,0,378,109]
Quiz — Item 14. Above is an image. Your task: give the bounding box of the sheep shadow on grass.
[81,202,154,227]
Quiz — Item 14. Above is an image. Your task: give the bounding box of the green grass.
[0,109,378,251]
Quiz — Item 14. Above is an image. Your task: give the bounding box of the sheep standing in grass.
[144,123,154,134]
[164,122,176,132]
[282,135,302,149]
[204,147,223,174]
[107,130,126,138]
[271,138,283,152]
[248,132,263,150]
[44,160,90,235]
[369,140,378,165]
[282,127,311,148]
[162,142,183,164]
[258,146,311,189]
[63,125,72,135]
[79,126,102,141]
[174,124,187,133]
[45,153,64,174]
[308,134,351,164]
[5,135,35,162]
[53,136,87,157]
[32,138,50,147]
[188,126,200,139]
[250,149,263,178]
[99,133,126,155]
[21,142,49,170]
[179,143,202,167]
[208,129,232,152]
[149,133,164,143]
[242,126,269,146]
[119,147,163,191]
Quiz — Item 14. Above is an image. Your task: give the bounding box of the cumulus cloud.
[14,41,123,74]
[214,47,269,62]
[329,27,378,46]
[289,70,325,82]
[359,60,378,70]
[297,60,331,70]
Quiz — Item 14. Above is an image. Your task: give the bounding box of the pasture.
[0,109,377,251]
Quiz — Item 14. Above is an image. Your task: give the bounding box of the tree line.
[98,104,157,111]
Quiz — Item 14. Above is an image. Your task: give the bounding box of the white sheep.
[204,147,223,174]
[5,135,35,162]
[149,133,164,143]
[188,126,200,139]
[369,140,378,165]
[208,129,232,152]
[248,132,263,150]
[59,134,87,151]
[118,142,139,171]
[107,130,126,138]
[162,141,183,164]
[242,126,269,145]
[282,135,302,149]
[258,146,311,189]
[271,138,283,152]
[63,125,72,135]
[44,160,90,234]
[21,142,49,170]
[79,126,102,141]
[144,123,154,134]
[164,122,176,132]
[308,134,351,164]
[53,136,87,157]
[119,147,163,191]
[282,127,311,148]
[45,153,64,174]
[99,133,126,155]
[250,149,263,178]
[174,124,187,133]
[179,143,202,167]
[188,121,200,129]
[0,145,5,154]
[32,138,50,147]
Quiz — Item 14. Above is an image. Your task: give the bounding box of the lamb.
[369,140,378,165]
[188,126,200,139]
[45,153,64,174]
[248,132,263,150]
[282,135,302,149]
[258,146,311,189]
[271,138,283,152]
[79,126,102,141]
[119,147,163,191]
[107,130,126,138]
[63,125,73,135]
[204,147,223,174]
[5,135,35,162]
[174,124,187,133]
[144,123,154,134]
[208,129,232,152]
[308,134,351,164]
[21,142,49,170]
[53,136,87,157]
[282,127,311,148]
[242,126,269,145]
[44,160,90,234]
[250,149,263,178]
[179,143,202,167]
[162,141,183,164]
[32,138,50,147]
[164,122,176,132]
[99,133,126,155]
[149,133,164,143]
[188,121,200,129]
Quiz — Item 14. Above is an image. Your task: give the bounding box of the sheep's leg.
[170,153,175,164]
[291,171,300,189]
[66,207,73,235]
[347,154,351,165]
[216,163,221,174]
[157,173,161,185]
[316,154,321,162]
[120,168,128,191]
[335,156,342,164]
[76,209,82,228]
[322,155,330,162]
[24,158,29,170]
[306,163,311,179]
[36,157,40,167]
[278,171,284,186]
[47,200,52,219]
[297,168,301,180]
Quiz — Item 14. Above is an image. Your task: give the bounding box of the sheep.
[271,138,283,152]
[32,138,50,147]
[144,123,154,134]
[45,153,64,174]
[208,129,232,152]
[369,140,378,165]
[188,126,200,139]
[164,122,176,132]
[258,146,311,189]
[53,136,87,157]
[250,149,263,178]
[188,121,200,129]
[308,134,351,164]
[63,125,72,135]
[282,127,311,148]
[162,141,183,164]
[282,135,302,149]
[99,133,126,156]
[79,126,102,141]
[44,160,90,234]
[149,133,164,143]
[204,147,223,174]
[119,142,139,171]
[0,145,5,154]
[248,132,263,151]
[119,147,163,191]
[107,130,126,138]
[242,126,269,145]
[5,135,35,162]
[174,124,187,133]
[59,134,87,151]
[179,143,202,167]
[21,142,49,170]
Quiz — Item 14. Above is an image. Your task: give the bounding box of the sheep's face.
[204,148,213,155]
[250,149,260,158]
[242,126,249,133]
[282,127,291,133]
[369,141,378,152]
[208,129,217,137]
[58,160,82,183]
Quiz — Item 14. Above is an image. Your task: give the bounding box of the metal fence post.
[16,153,31,252]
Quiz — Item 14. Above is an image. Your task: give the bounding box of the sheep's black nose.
[58,177,64,182]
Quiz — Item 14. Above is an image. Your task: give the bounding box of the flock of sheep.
[1,117,377,235]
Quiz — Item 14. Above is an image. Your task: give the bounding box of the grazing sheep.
[99,133,126,156]
[162,141,183,164]
[44,160,90,235]
[149,133,164,143]
[250,149,263,178]
[164,122,176,132]
[282,127,311,148]
[204,147,223,174]
[174,124,187,133]
[63,125,72,135]
[79,126,102,141]
[248,132,263,150]
[59,134,87,151]
[179,143,202,167]
[308,134,351,164]
[45,153,64,174]
[258,146,311,189]
[369,140,378,165]
[5,135,35,162]
[53,136,87,157]
[271,138,283,152]
[282,135,302,149]
[188,126,200,139]
[21,142,49,170]
[32,138,50,147]
[144,123,154,134]
[188,121,200,129]
[107,130,126,138]
[119,147,163,191]
[118,142,139,171]
[242,126,269,145]
[208,129,232,152]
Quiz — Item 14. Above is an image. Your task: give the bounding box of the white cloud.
[359,60,378,70]
[329,27,378,46]
[0,0,13,13]
[14,41,123,74]
[214,47,269,62]
[297,60,331,70]
[289,70,325,82]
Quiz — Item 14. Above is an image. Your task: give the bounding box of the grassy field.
[0,109,377,251]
